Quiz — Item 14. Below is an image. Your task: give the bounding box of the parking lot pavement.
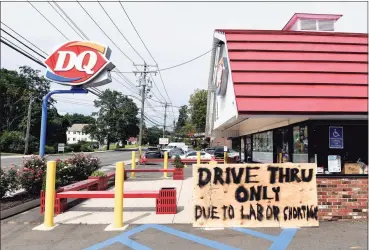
[1,221,367,250]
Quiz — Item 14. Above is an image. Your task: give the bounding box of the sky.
[1,1,368,128]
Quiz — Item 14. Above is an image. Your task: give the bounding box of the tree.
[188,89,207,132]
[175,105,188,132]
[0,66,69,151]
[145,126,162,145]
[64,113,95,125]
[84,89,139,149]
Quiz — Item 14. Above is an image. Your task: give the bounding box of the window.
[67,138,70,141]
[73,132,76,135]
[318,20,334,31]
[293,125,308,154]
[300,19,317,31]
[252,131,273,152]
[73,138,76,141]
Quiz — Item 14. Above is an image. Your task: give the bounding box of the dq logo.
[44,41,115,87]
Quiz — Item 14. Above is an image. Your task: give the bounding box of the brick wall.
[317,177,368,221]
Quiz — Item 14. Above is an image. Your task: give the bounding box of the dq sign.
[44,41,115,87]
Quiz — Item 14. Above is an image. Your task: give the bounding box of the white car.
[171,151,212,160]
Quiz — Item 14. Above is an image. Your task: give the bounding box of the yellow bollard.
[164,151,168,178]
[197,151,201,164]
[114,162,124,228]
[131,151,136,178]
[224,152,227,164]
[44,161,56,228]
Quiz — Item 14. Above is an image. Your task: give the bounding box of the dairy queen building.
[205,13,368,221]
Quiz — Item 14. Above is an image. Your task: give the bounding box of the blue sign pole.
[39,87,89,157]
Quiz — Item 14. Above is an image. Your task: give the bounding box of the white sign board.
[159,138,169,145]
[58,143,65,153]
[224,146,228,152]
[328,155,341,173]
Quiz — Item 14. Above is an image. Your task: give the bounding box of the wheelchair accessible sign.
[329,126,344,149]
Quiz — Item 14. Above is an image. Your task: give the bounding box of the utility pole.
[134,62,156,156]
[24,94,33,155]
[163,102,167,138]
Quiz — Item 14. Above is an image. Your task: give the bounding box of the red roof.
[218,30,368,115]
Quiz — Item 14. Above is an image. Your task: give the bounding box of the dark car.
[145,147,161,158]
[168,148,184,158]
[204,147,215,155]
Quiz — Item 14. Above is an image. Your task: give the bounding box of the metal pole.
[138,63,147,157]
[24,94,33,155]
[163,102,167,138]
[44,161,56,228]
[39,88,88,157]
[114,162,124,228]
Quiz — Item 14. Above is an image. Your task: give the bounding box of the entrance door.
[274,127,291,163]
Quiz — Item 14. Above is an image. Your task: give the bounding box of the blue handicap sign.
[329,126,343,149]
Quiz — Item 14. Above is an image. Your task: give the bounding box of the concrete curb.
[0,198,40,220]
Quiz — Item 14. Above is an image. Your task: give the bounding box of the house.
[66,124,94,144]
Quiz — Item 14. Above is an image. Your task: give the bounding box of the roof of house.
[216,29,368,115]
[67,124,89,132]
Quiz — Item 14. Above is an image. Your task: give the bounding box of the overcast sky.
[1,1,367,127]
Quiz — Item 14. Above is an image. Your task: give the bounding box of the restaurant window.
[292,125,309,163]
[252,131,273,163]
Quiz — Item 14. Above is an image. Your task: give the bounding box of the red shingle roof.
[218,30,368,115]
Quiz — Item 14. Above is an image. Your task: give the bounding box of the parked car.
[168,147,184,158]
[172,151,212,160]
[144,147,161,158]
[160,142,187,157]
[204,147,215,155]
[213,146,240,162]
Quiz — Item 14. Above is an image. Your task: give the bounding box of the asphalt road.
[1,221,367,250]
[0,151,134,170]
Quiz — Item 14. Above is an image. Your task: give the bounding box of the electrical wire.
[1,21,48,56]
[119,3,173,107]
[0,36,45,67]
[1,28,47,59]
[114,47,216,73]
[28,1,69,40]
[77,1,135,64]
[97,1,146,63]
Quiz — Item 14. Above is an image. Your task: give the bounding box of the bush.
[91,170,107,177]
[0,131,38,154]
[61,153,101,181]
[68,143,82,152]
[173,156,184,169]
[18,156,46,194]
[80,144,93,152]
[0,168,19,198]
[45,145,55,154]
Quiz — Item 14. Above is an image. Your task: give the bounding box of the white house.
[66,124,94,144]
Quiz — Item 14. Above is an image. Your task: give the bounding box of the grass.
[0,152,23,156]
[124,144,138,149]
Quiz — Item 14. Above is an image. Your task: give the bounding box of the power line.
[52,1,90,40]
[1,21,48,56]
[48,2,86,40]
[28,1,69,40]
[1,28,47,59]
[114,47,216,73]
[77,1,135,64]
[0,36,45,67]
[97,1,146,63]
[119,2,156,65]
[119,3,172,107]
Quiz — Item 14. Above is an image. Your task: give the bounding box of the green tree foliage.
[0,66,70,152]
[188,89,207,132]
[175,105,188,132]
[145,126,162,145]
[84,89,139,149]
[64,113,95,125]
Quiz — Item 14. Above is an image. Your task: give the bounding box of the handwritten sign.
[193,163,319,228]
